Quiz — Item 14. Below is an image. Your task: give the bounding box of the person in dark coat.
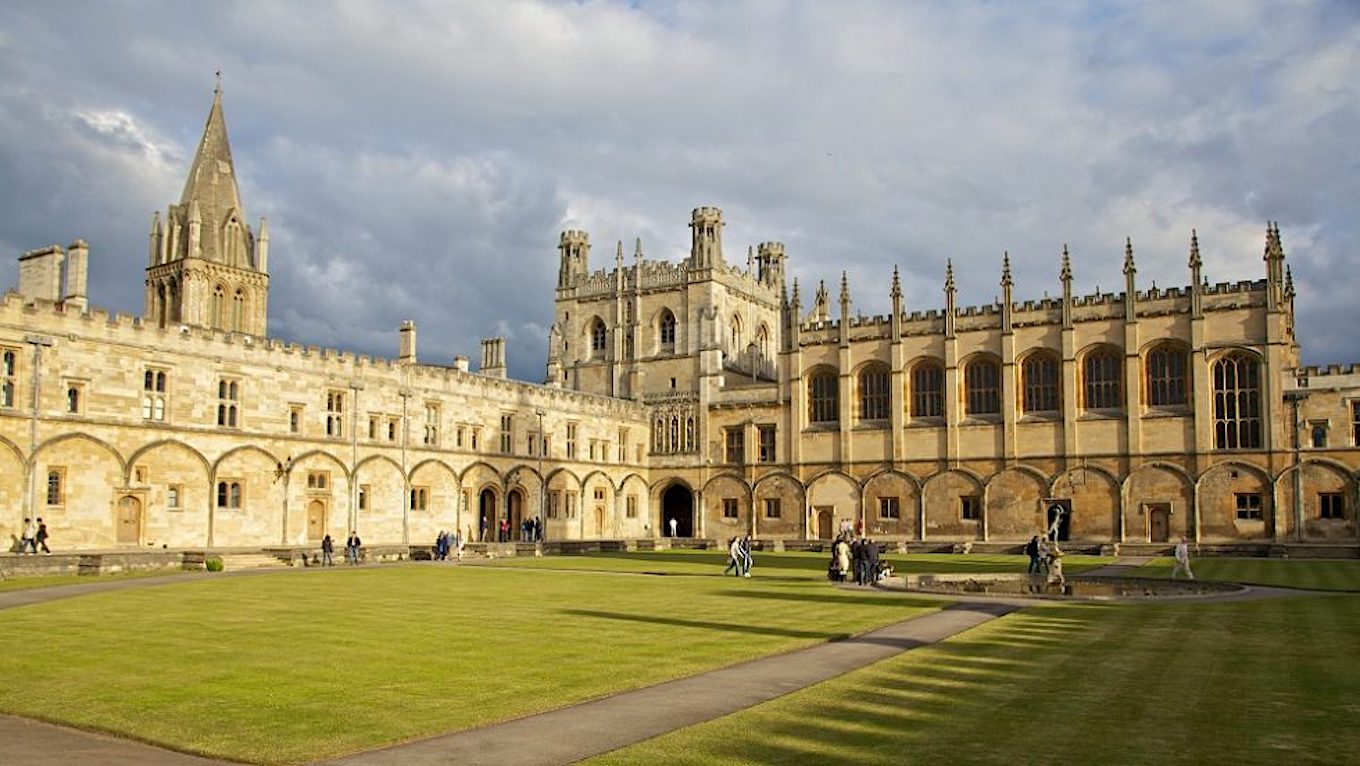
[865,539,881,583]
[320,534,334,566]
[345,531,362,565]
[1025,535,1042,574]
[850,537,866,585]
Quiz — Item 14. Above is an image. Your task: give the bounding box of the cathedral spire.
[176,80,253,268]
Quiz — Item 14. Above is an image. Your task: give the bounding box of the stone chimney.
[452,355,470,373]
[480,337,507,378]
[18,245,65,303]
[399,320,417,364]
[63,239,89,313]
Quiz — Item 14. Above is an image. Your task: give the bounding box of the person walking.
[723,537,743,576]
[34,518,50,554]
[1025,535,1042,574]
[1171,537,1195,580]
[1036,536,1051,574]
[865,538,880,583]
[740,535,754,577]
[345,530,362,565]
[320,534,334,566]
[454,529,465,561]
[19,517,36,554]
[850,537,866,585]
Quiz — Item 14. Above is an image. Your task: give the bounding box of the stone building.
[2,90,1357,550]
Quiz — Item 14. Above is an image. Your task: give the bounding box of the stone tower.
[144,83,269,335]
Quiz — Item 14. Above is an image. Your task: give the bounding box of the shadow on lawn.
[559,608,851,641]
[714,588,940,609]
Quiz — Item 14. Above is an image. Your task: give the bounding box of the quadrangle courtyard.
[0,550,1357,765]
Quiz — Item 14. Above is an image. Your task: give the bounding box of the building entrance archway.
[508,489,525,540]
[1147,503,1171,543]
[116,495,142,544]
[479,488,498,541]
[662,484,694,537]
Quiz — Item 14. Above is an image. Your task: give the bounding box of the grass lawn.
[588,592,1360,765]
[0,561,938,764]
[1132,557,1360,591]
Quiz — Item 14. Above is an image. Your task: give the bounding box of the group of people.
[1024,535,1066,585]
[432,530,465,561]
[481,516,544,542]
[16,517,50,554]
[318,531,363,566]
[828,535,890,585]
[723,535,754,577]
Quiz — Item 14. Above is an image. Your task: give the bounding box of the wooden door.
[1148,504,1170,543]
[816,507,834,539]
[117,496,142,544]
[307,500,326,541]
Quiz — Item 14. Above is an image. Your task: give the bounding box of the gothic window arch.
[756,324,770,361]
[1146,342,1189,408]
[964,356,1001,417]
[1,348,15,408]
[858,363,890,422]
[590,318,607,358]
[659,309,676,351]
[730,313,743,353]
[808,367,839,425]
[211,284,226,328]
[909,359,944,418]
[1020,351,1060,414]
[1083,346,1123,410]
[232,288,246,332]
[1213,351,1262,449]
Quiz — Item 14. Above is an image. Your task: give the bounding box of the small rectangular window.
[722,498,739,519]
[1235,493,1263,520]
[289,405,303,434]
[1309,421,1328,449]
[424,404,440,446]
[142,369,168,421]
[1352,402,1360,446]
[961,495,981,521]
[500,414,513,454]
[217,379,240,428]
[758,425,776,463]
[325,391,345,438]
[134,465,148,484]
[626,495,638,518]
[618,429,628,463]
[879,497,901,519]
[764,498,781,519]
[1,348,17,408]
[389,416,400,442]
[368,415,378,440]
[167,484,182,510]
[306,471,329,491]
[1319,493,1344,520]
[566,422,578,459]
[359,484,370,511]
[46,467,65,506]
[457,426,466,448]
[725,428,745,464]
[65,381,85,414]
[409,486,430,511]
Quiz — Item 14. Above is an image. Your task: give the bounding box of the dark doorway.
[479,488,497,541]
[508,490,524,540]
[662,484,694,537]
[1045,499,1072,542]
[1147,503,1171,543]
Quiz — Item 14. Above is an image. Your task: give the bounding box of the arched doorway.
[479,488,497,541]
[816,508,833,540]
[116,495,142,544]
[662,484,694,537]
[508,489,524,540]
[1147,503,1171,543]
[307,500,327,541]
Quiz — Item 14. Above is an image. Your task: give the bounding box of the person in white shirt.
[1172,537,1195,580]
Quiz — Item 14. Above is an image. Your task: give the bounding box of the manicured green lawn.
[588,593,1360,765]
[1133,557,1360,591]
[0,563,938,764]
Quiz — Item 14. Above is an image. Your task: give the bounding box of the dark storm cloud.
[1,0,1356,380]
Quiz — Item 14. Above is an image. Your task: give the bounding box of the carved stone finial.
[1189,229,1201,269]
[1123,237,1135,276]
[890,265,902,299]
[1000,252,1013,288]
[1060,245,1072,283]
[945,259,956,292]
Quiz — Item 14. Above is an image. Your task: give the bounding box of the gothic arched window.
[1021,352,1060,414]
[808,368,839,424]
[858,364,890,422]
[964,357,1001,416]
[659,310,676,350]
[910,360,944,418]
[1146,343,1189,407]
[1214,352,1262,449]
[1083,347,1123,410]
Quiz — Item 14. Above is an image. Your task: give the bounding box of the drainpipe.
[349,380,363,534]
[1285,391,1308,542]
[399,389,410,545]
[23,334,53,526]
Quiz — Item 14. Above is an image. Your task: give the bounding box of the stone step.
[216,553,289,571]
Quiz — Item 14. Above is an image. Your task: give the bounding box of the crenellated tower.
[144,81,269,335]
[688,206,724,269]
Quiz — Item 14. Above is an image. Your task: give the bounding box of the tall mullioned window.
[1084,348,1122,410]
[725,428,744,464]
[217,379,239,428]
[809,370,839,424]
[659,310,676,349]
[1351,402,1360,446]
[590,319,607,357]
[911,361,944,418]
[423,404,439,446]
[143,370,167,421]
[1147,343,1188,407]
[858,365,890,421]
[325,391,344,438]
[758,425,776,463]
[1022,353,1060,414]
[500,414,514,454]
[1213,353,1262,450]
[964,359,1000,416]
[1,348,15,408]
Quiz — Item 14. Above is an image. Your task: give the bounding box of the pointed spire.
[792,277,802,307]
[945,259,956,292]
[1000,251,1013,287]
[634,236,643,261]
[839,271,851,308]
[177,80,247,265]
[890,265,902,300]
[747,245,754,272]
[616,239,624,267]
[1060,245,1072,283]
[1123,237,1136,276]
[1284,265,1295,300]
[1188,229,1201,269]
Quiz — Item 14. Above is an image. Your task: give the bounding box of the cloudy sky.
[1,1,1356,380]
